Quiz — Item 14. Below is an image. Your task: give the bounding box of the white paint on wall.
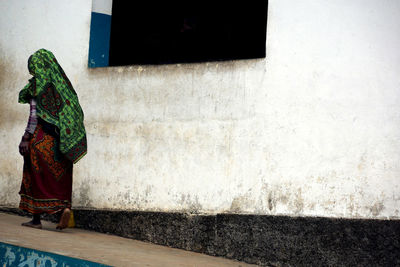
[0,0,399,219]
[92,0,112,15]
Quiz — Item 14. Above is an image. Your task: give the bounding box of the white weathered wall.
[1,0,399,219]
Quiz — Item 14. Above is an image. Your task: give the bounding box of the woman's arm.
[25,98,37,135]
[19,99,37,156]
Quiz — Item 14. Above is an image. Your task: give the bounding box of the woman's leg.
[56,208,71,230]
[21,213,42,229]
[32,213,41,224]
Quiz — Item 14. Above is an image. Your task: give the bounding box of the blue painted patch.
[0,242,110,267]
[88,12,112,68]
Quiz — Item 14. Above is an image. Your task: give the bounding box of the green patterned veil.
[19,49,87,163]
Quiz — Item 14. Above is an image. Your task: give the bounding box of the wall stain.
[230,196,245,213]
[176,194,202,214]
[267,192,275,211]
[0,172,21,205]
[261,183,302,214]
[357,153,367,171]
[229,192,254,213]
[293,188,304,214]
[75,180,93,207]
[370,201,384,217]
[0,53,28,129]
[348,195,355,215]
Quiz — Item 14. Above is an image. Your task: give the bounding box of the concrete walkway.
[0,212,255,267]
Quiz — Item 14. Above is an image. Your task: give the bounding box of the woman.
[18,49,87,230]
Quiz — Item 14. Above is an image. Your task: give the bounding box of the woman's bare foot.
[21,220,42,229]
[56,208,71,230]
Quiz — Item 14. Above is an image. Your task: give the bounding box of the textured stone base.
[1,207,399,266]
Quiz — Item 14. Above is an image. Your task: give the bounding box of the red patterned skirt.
[19,124,73,214]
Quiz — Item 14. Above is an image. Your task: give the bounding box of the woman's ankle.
[32,214,41,224]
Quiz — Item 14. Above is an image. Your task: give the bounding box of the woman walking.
[18,49,87,230]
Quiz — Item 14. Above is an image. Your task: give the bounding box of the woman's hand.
[19,140,29,156]
[19,132,31,156]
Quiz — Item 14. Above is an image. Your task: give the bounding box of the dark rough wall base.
[1,207,399,266]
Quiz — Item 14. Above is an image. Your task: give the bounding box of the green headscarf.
[19,49,87,164]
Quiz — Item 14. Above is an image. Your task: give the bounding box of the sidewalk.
[0,212,255,267]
